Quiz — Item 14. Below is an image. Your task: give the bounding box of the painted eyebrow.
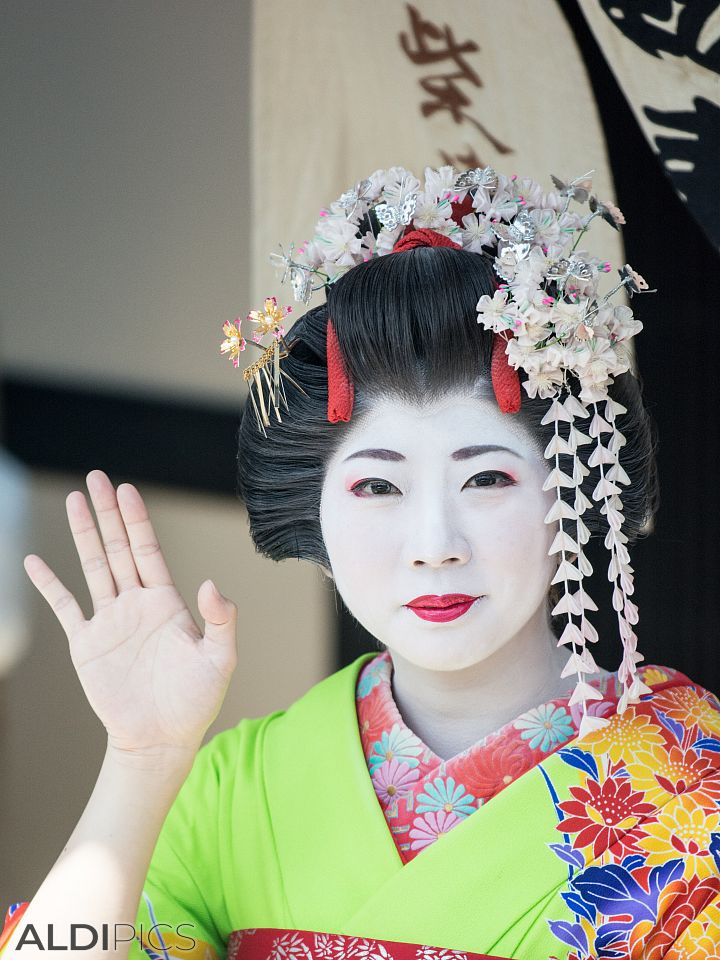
[342,444,523,463]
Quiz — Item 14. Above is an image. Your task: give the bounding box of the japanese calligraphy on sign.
[398,3,513,167]
[591,0,720,247]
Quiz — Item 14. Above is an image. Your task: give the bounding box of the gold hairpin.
[221,296,305,436]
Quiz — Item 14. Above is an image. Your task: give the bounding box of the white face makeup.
[320,392,559,674]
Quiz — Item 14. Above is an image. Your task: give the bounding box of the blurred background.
[1,0,718,908]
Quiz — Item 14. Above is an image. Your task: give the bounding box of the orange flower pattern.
[542,679,720,959]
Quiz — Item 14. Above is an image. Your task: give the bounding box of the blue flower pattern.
[416,776,477,817]
[368,723,423,774]
[514,702,575,752]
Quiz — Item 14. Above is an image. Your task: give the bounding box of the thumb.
[198,579,237,648]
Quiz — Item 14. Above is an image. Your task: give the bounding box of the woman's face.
[320,392,559,673]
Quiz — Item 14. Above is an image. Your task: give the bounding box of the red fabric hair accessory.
[391,228,462,253]
[491,332,521,413]
[326,318,353,423]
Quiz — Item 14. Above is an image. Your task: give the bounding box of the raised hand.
[23,470,238,762]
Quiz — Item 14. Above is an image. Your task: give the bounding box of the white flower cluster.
[293,165,462,282]
[466,173,646,406]
[481,292,644,405]
[280,164,550,287]
[275,164,647,411]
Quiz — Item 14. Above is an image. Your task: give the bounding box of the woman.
[3,165,720,960]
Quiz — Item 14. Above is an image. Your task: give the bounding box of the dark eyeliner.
[462,470,516,489]
[350,478,400,497]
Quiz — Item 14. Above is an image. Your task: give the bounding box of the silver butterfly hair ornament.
[235,163,656,739]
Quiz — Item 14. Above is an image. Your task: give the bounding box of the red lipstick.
[405,594,481,622]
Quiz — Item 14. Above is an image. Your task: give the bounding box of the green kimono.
[121,652,720,960]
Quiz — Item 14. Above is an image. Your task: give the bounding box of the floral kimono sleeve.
[0,903,29,954]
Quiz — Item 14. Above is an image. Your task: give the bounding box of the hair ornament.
[269,242,316,304]
[326,318,353,423]
[490,332,521,414]
[221,296,306,436]
[549,171,595,204]
[225,162,657,736]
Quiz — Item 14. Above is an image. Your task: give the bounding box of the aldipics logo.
[14,922,197,951]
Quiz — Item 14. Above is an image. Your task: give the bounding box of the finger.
[66,490,118,613]
[198,580,238,664]
[116,483,175,588]
[85,470,141,592]
[24,554,86,639]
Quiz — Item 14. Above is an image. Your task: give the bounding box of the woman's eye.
[462,471,515,490]
[350,478,400,497]
[350,473,513,496]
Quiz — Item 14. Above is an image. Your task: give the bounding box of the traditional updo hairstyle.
[237,242,659,579]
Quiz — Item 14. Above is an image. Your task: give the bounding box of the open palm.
[24,471,238,758]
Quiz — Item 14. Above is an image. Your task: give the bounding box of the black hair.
[237,246,658,569]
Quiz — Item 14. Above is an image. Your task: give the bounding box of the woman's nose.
[401,498,472,568]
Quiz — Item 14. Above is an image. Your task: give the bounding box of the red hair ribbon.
[491,332,521,413]
[325,226,521,421]
[391,228,462,253]
[326,317,353,422]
